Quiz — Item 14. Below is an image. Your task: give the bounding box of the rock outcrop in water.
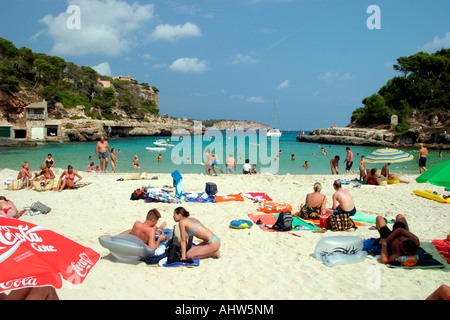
[297,127,450,149]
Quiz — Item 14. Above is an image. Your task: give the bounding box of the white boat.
[153,139,175,147]
[267,99,282,137]
[267,128,282,137]
[146,147,166,151]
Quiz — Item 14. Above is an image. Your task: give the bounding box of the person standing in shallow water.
[95,136,111,173]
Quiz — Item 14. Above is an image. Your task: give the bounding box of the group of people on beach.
[123,207,220,261]
[15,155,83,192]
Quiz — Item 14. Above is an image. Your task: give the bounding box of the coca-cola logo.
[0,276,38,290]
[0,224,47,263]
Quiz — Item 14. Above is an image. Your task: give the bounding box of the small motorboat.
[153,139,175,147]
[146,147,166,151]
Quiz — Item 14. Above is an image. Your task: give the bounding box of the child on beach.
[17,161,32,188]
[122,209,167,250]
[133,155,141,169]
[110,148,121,173]
[359,156,366,181]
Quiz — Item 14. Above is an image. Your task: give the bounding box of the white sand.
[1,168,448,300]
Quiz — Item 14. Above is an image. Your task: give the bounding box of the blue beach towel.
[171,170,183,198]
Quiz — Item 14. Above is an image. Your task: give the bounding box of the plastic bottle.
[29,210,41,216]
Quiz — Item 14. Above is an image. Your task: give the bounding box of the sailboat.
[267,98,282,137]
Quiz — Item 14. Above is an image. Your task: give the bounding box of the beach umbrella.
[416,159,450,187]
[0,216,100,293]
[364,148,414,182]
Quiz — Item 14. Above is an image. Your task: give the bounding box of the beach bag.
[320,212,331,229]
[8,180,24,191]
[329,212,357,231]
[130,189,146,200]
[205,182,217,196]
[30,201,51,214]
[272,211,293,231]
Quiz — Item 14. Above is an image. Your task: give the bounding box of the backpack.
[272,211,293,231]
[130,189,146,200]
[205,182,218,196]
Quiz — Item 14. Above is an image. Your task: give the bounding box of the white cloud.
[422,31,450,52]
[148,22,202,42]
[319,71,352,82]
[92,62,112,76]
[36,0,154,56]
[276,80,290,89]
[231,54,258,65]
[152,63,167,69]
[169,57,209,73]
[247,96,264,103]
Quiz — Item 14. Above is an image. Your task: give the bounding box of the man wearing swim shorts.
[95,135,111,173]
[344,147,353,172]
[418,144,428,174]
[375,214,420,264]
[326,180,356,216]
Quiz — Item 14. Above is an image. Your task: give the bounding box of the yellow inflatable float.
[413,190,450,204]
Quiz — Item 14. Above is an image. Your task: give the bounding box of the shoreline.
[1,170,448,300]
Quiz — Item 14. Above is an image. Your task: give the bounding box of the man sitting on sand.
[17,161,32,188]
[364,167,380,184]
[326,180,356,216]
[376,214,420,264]
[122,209,167,250]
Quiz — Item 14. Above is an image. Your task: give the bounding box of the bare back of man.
[333,188,355,211]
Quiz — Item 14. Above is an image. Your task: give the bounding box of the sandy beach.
[1,168,448,300]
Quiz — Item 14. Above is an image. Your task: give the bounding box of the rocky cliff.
[297,126,450,149]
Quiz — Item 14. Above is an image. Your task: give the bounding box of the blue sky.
[1,0,449,130]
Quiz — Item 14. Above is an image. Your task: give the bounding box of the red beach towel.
[432,240,450,264]
[241,192,273,202]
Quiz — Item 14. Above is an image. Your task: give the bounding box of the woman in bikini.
[110,148,121,173]
[330,155,340,175]
[173,207,220,260]
[0,196,22,219]
[56,165,82,191]
[299,182,327,220]
[44,154,56,168]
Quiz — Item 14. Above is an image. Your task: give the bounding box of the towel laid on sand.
[363,238,445,269]
[241,192,272,202]
[158,257,200,267]
[214,193,245,203]
[248,214,318,232]
[184,193,216,203]
[432,240,450,264]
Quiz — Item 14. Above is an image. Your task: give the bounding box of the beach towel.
[158,257,200,268]
[183,193,216,203]
[363,238,445,269]
[248,214,318,232]
[241,192,273,202]
[386,247,445,269]
[431,240,450,264]
[295,214,366,227]
[350,212,378,224]
[214,193,245,203]
[146,188,182,204]
[171,170,183,198]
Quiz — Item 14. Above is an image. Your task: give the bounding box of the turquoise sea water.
[1,131,448,175]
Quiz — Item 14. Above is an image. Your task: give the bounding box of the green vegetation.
[351,49,449,132]
[0,37,159,120]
